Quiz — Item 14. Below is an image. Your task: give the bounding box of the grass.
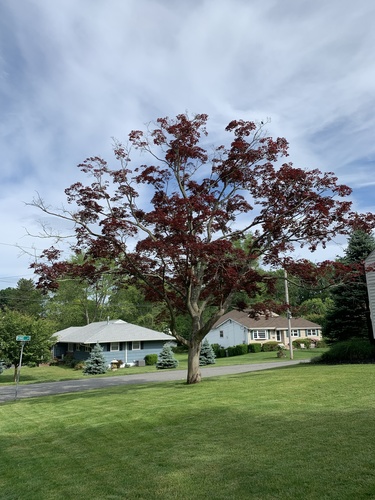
[0,348,324,385]
[1,362,375,499]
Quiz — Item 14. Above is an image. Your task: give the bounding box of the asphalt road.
[0,360,307,403]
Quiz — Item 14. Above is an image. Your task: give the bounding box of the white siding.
[365,250,375,338]
[205,319,247,348]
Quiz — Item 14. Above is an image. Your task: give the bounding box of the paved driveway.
[0,360,307,403]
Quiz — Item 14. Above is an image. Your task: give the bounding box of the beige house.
[206,310,322,348]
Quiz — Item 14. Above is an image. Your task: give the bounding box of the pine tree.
[199,339,216,366]
[324,230,375,343]
[83,343,108,375]
[156,344,179,369]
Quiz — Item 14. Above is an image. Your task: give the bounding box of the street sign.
[16,335,31,342]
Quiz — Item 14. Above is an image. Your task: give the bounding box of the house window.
[110,342,119,351]
[68,343,74,352]
[252,330,268,340]
[220,330,224,338]
[306,329,318,336]
[132,341,141,350]
[75,344,80,351]
[291,330,299,337]
[85,345,91,352]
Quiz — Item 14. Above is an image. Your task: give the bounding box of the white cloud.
[0,0,374,287]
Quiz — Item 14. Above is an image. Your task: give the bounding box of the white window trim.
[252,330,269,340]
[132,341,141,350]
[306,329,318,336]
[110,342,119,351]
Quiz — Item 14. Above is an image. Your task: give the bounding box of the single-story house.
[206,310,322,349]
[53,319,174,366]
[365,249,375,337]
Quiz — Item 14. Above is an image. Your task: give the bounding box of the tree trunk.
[187,340,202,384]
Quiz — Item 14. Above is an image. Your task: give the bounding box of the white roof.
[54,319,173,344]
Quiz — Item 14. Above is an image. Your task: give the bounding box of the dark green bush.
[234,344,248,355]
[172,344,189,354]
[262,341,279,352]
[144,354,158,365]
[318,339,375,364]
[218,344,248,358]
[226,346,235,357]
[248,343,262,353]
[211,344,221,357]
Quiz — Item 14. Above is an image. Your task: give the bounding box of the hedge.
[261,341,279,352]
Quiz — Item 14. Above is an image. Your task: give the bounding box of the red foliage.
[31,113,375,346]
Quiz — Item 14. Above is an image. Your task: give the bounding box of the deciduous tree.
[0,309,56,381]
[30,113,374,383]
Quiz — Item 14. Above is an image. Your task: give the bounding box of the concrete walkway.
[0,360,308,403]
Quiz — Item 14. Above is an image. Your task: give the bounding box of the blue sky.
[1,0,375,289]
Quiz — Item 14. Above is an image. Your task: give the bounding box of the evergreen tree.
[199,339,216,366]
[324,230,375,343]
[156,344,179,369]
[83,343,108,375]
[0,279,44,317]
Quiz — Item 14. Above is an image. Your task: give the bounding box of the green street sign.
[16,335,31,342]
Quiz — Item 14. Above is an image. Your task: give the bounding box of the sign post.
[15,336,31,399]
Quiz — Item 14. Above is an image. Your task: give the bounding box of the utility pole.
[284,269,293,360]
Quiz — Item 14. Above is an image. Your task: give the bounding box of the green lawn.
[1,362,375,499]
[0,348,324,385]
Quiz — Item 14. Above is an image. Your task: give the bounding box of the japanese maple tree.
[30,113,375,383]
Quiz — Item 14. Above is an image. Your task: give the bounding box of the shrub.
[156,344,179,369]
[218,348,227,358]
[83,343,108,375]
[144,354,158,365]
[318,339,375,364]
[226,346,235,357]
[234,344,248,355]
[292,338,312,349]
[210,344,221,357]
[248,343,262,353]
[62,353,75,367]
[315,339,327,348]
[199,339,216,366]
[277,345,286,358]
[73,361,86,370]
[262,341,279,352]
[172,344,188,354]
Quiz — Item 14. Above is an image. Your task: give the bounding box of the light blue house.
[53,319,173,366]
